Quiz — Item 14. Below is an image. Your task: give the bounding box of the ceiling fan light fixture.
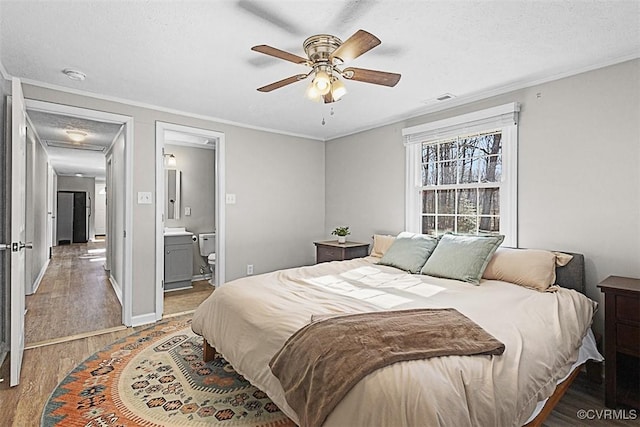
[331,78,347,101]
[313,69,331,95]
[66,130,87,142]
[305,82,322,102]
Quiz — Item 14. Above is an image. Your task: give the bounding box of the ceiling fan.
[251,29,401,103]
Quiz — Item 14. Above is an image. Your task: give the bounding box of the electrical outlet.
[247,264,254,275]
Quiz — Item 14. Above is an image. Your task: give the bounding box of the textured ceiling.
[2,0,639,147]
[27,110,122,179]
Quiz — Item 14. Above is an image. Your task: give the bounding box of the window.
[403,103,519,246]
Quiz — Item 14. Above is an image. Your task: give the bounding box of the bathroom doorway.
[155,122,225,319]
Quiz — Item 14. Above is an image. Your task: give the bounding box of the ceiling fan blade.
[342,67,401,87]
[237,0,304,36]
[257,74,309,92]
[330,30,381,63]
[251,45,308,65]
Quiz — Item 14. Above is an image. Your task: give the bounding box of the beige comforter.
[192,257,596,427]
[271,308,506,427]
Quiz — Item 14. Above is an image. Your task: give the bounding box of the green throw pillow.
[378,233,438,273]
[420,234,504,284]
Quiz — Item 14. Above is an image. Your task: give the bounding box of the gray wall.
[25,121,49,294]
[22,83,325,320]
[57,175,96,241]
[325,59,640,334]
[164,143,216,276]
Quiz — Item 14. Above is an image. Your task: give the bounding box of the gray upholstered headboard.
[554,252,585,294]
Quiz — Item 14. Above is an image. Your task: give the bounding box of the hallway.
[24,241,215,347]
[25,241,121,345]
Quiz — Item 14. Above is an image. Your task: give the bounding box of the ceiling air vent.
[436,93,456,101]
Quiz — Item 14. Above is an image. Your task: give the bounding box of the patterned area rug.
[42,318,296,426]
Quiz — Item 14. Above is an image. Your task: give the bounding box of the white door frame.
[105,155,113,273]
[25,99,134,326]
[155,121,226,320]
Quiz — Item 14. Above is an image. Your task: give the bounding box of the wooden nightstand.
[314,240,369,264]
[598,276,640,409]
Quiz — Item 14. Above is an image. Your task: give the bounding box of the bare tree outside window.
[420,131,502,236]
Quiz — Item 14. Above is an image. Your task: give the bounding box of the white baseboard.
[29,258,50,295]
[131,312,157,327]
[109,275,123,305]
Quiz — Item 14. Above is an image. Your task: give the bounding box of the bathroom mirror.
[165,169,181,220]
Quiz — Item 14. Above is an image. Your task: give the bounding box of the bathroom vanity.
[164,228,193,291]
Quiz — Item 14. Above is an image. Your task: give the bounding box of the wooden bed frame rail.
[523,365,583,426]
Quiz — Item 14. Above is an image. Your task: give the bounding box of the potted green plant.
[331,226,350,244]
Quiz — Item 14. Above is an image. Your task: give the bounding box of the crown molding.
[4,51,638,143]
[325,51,640,141]
[18,78,325,142]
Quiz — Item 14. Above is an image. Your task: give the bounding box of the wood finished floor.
[25,241,121,344]
[164,279,214,316]
[543,373,638,426]
[25,242,214,345]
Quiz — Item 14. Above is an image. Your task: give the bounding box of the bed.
[192,233,603,427]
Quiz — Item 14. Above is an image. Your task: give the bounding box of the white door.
[9,78,28,386]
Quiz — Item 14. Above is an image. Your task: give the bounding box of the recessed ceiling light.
[75,173,83,177]
[62,68,86,81]
[66,130,87,142]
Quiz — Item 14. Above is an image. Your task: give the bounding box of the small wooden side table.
[314,240,369,264]
[598,275,640,409]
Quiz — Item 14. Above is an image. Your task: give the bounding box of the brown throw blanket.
[269,308,505,427]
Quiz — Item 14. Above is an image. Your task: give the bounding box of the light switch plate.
[226,193,236,204]
[185,207,191,216]
[137,191,152,204]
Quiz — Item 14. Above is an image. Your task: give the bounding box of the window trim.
[403,103,519,246]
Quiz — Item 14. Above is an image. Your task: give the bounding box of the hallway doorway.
[24,99,134,327]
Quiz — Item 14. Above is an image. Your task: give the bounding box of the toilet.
[198,232,216,285]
